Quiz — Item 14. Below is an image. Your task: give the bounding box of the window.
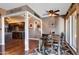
[66,11,77,52]
[72,13,77,51]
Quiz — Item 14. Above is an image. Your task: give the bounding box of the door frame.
[2,11,27,54]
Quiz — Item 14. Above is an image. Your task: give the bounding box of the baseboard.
[25,49,29,55]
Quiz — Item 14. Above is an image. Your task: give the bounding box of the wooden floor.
[5,39,25,55]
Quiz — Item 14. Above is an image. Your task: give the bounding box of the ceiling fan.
[43,10,60,16]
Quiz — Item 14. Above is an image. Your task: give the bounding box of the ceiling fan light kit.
[48,13,57,16]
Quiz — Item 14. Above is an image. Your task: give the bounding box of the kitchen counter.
[12,31,25,39]
[5,32,12,42]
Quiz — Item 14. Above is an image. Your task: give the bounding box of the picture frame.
[29,23,33,28]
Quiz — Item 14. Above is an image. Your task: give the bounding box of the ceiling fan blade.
[54,10,60,12]
[54,13,59,16]
[46,11,49,13]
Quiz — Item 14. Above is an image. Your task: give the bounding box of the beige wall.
[0,8,6,15]
[76,13,79,54]
[29,16,41,38]
[42,16,64,35]
[0,8,6,26]
[42,17,54,34]
[76,3,79,54]
[55,17,64,35]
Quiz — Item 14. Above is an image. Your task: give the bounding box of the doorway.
[3,12,25,55]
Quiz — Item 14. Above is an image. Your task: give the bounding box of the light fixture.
[48,13,57,16]
[48,13,52,16]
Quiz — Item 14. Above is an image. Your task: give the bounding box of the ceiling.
[27,3,71,17]
[0,3,71,17]
[0,3,27,10]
